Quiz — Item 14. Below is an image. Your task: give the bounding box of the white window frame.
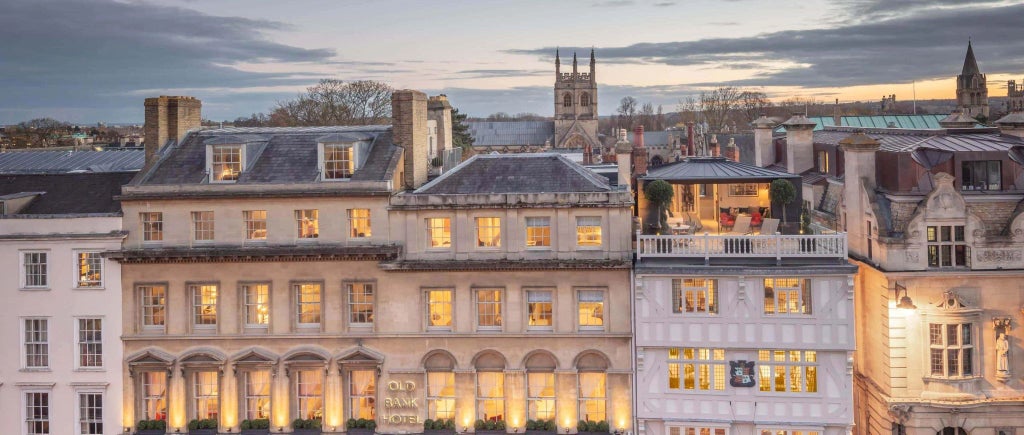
[348,208,372,239]
[190,283,218,330]
[927,321,977,379]
[138,284,167,332]
[22,317,49,370]
[763,278,812,316]
[75,389,105,435]
[74,251,104,289]
[576,216,603,248]
[75,317,103,370]
[295,209,319,240]
[757,428,822,435]
[243,210,268,242]
[138,371,168,422]
[425,288,454,331]
[526,289,554,331]
[241,369,272,421]
[293,369,324,420]
[320,142,357,180]
[476,371,505,422]
[294,282,323,330]
[668,425,730,435]
[526,371,556,421]
[426,217,452,250]
[191,211,215,243]
[426,371,455,420]
[140,212,163,243]
[577,289,606,331]
[347,282,375,329]
[577,372,606,423]
[525,216,552,249]
[348,369,377,420]
[475,217,502,249]
[22,388,52,435]
[190,370,220,420]
[241,283,270,330]
[209,144,243,183]
[20,251,49,290]
[672,278,718,315]
[757,350,818,394]
[667,348,726,391]
[475,288,503,331]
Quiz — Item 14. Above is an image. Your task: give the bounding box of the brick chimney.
[632,125,648,177]
[427,95,453,154]
[615,129,632,189]
[392,90,429,190]
[144,95,201,166]
[782,113,816,174]
[751,115,775,167]
[724,137,740,162]
[708,134,719,157]
[686,122,695,156]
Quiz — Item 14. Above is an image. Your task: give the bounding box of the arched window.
[575,351,610,423]
[580,93,590,107]
[424,351,457,421]
[938,428,967,435]
[563,93,573,108]
[525,351,558,421]
[474,351,507,422]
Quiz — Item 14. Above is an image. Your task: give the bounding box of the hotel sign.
[382,377,421,425]
[729,360,756,387]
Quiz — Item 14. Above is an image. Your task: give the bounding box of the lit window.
[349,209,372,238]
[141,212,163,242]
[927,225,968,268]
[476,289,503,330]
[23,318,49,369]
[527,372,556,420]
[426,289,453,330]
[759,430,819,435]
[929,323,975,377]
[295,283,322,328]
[294,370,324,420]
[576,216,602,247]
[961,160,1000,191]
[476,217,502,248]
[427,218,452,248]
[816,150,830,173]
[525,217,551,248]
[192,371,219,420]
[139,285,167,329]
[757,350,817,393]
[349,370,376,419]
[477,372,505,422]
[25,391,50,435]
[669,426,728,435]
[140,371,167,421]
[242,371,271,420]
[191,284,218,328]
[76,252,103,288]
[578,289,605,330]
[244,210,267,241]
[77,318,102,368]
[348,282,374,327]
[763,278,812,315]
[243,284,270,327]
[212,145,241,182]
[667,348,726,391]
[672,278,718,314]
[427,372,456,420]
[324,143,355,180]
[191,211,215,242]
[22,251,48,288]
[295,210,319,239]
[578,372,606,422]
[527,290,553,330]
[79,392,104,434]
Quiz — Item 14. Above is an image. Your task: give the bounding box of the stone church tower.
[553,49,601,149]
[956,41,989,119]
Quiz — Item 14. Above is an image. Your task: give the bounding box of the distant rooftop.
[465,121,554,147]
[0,172,136,215]
[642,156,798,183]
[414,153,611,195]
[774,114,974,132]
[813,126,1024,153]
[0,149,143,174]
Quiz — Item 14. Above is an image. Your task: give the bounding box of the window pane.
[324,144,355,179]
[193,371,219,419]
[527,290,553,328]
[244,284,270,326]
[476,217,502,248]
[349,209,372,238]
[212,145,241,181]
[295,210,319,239]
[77,252,103,287]
[192,284,218,326]
[244,210,267,240]
[427,218,452,248]
[427,290,453,328]
[578,290,604,327]
[576,217,602,246]
[78,318,102,368]
[191,211,215,241]
[296,284,321,325]
[526,217,551,247]
[244,371,271,420]
[476,289,502,328]
[348,283,375,325]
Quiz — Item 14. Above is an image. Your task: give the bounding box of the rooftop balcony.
[636,231,848,262]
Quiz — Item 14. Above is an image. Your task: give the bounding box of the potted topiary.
[240,418,271,435]
[474,419,507,435]
[293,418,323,435]
[187,418,218,435]
[577,420,611,435]
[136,419,167,435]
[769,178,796,232]
[346,418,376,435]
[424,418,456,435]
[525,419,556,435]
[643,180,674,235]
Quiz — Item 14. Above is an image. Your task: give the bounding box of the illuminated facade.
[112,92,634,434]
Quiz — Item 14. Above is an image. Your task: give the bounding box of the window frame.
[190,210,215,243]
[577,372,607,423]
[210,144,243,183]
[475,216,502,249]
[525,216,552,249]
[240,282,271,331]
[321,142,357,181]
[667,347,726,392]
[672,278,718,315]
[426,217,453,250]
[577,288,606,331]
[74,250,104,289]
[294,209,320,240]
[475,288,504,331]
[476,371,505,422]
[293,282,324,331]
[960,160,1001,191]
[762,278,813,316]
[137,284,168,333]
[425,288,454,331]
[757,428,821,435]
[21,250,49,290]
[575,216,603,248]
[525,288,554,331]
[926,321,977,379]
[22,317,50,370]
[22,389,51,435]
[348,369,377,420]
[76,389,105,435]
[137,370,168,422]
[926,225,969,268]
[292,368,325,421]
[348,208,372,239]
[240,369,272,421]
[189,370,221,421]
[426,371,456,420]
[346,281,376,329]
[189,282,219,331]
[75,317,103,370]
[667,425,729,435]
[526,371,556,421]
[140,212,163,243]
[756,350,818,394]
[243,210,268,242]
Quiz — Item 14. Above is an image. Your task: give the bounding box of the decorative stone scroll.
[977,249,1022,263]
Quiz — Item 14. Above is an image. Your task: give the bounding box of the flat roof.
[641,156,798,183]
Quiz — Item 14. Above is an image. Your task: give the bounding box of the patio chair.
[720,212,735,231]
[732,215,752,235]
[760,218,780,235]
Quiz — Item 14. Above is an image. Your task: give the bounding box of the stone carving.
[888,404,912,423]
[978,249,1022,263]
[925,173,968,219]
[936,290,969,310]
[994,318,1011,381]
[905,251,920,263]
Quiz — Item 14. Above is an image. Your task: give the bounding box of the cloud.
[0,0,335,123]
[653,1,676,6]
[433,84,697,118]
[592,0,635,7]
[456,69,551,79]
[509,2,1024,89]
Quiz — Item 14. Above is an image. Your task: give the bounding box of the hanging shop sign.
[729,360,756,387]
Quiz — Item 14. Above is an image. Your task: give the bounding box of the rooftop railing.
[636,231,848,262]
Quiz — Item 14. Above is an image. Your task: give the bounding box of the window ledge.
[74,367,105,372]
[20,368,51,372]
[922,375,982,384]
[74,286,105,291]
[19,287,51,291]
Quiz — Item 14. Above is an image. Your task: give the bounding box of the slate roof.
[642,156,798,182]
[774,114,964,132]
[466,121,555,147]
[0,172,136,214]
[138,125,397,186]
[813,126,1024,153]
[628,131,677,146]
[0,149,143,174]
[414,153,611,194]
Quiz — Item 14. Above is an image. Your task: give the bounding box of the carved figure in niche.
[997,332,1009,372]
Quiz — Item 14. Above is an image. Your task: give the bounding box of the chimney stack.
[427,95,453,155]
[781,113,816,174]
[840,132,881,258]
[392,90,429,190]
[752,115,775,167]
[686,122,695,156]
[724,137,740,162]
[615,129,632,189]
[632,125,648,177]
[144,95,201,166]
[709,134,719,157]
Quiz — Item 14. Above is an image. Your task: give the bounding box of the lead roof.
[813,127,1024,153]
[414,153,611,194]
[0,172,137,215]
[0,149,143,174]
[465,121,555,147]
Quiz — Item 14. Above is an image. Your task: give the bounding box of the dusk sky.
[3,0,1024,124]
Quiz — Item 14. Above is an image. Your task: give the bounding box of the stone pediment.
[232,347,278,364]
[127,348,174,366]
[337,346,384,365]
[924,173,967,220]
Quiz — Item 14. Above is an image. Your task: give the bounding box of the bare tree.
[738,90,773,125]
[270,79,393,126]
[6,118,70,148]
[699,86,742,133]
[617,96,638,129]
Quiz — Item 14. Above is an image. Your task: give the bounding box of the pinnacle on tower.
[962,40,980,76]
[555,48,560,75]
[573,52,578,74]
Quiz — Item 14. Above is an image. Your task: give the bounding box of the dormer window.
[323,143,355,180]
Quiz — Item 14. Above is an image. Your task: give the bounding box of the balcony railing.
[636,231,848,261]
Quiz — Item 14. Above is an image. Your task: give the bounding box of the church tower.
[553,48,600,149]
[956,41,989,119]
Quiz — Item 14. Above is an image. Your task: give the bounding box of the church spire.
[572,51,578,74]
[962,40,980,76]
[590,47,596,80]
[555,48,560,75]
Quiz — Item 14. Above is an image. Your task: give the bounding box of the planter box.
[241,430,271,435]
[348,429,374,435]
[526,431,556,435]
[578,432,610,435]
[294,429,323,435]
[189,430,218,435]
[476,430,508,435]
[136,430,166,435]
[423,431,456,435]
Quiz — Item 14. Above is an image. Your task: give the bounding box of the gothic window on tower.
[580,93,590,107]
[563,93,573,108]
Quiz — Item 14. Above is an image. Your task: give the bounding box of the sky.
[2,0,1024,124]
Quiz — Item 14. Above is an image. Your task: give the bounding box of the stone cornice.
[106,244,401,264]
[379,259,632,271]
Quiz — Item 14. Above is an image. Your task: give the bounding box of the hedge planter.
[240,430,271,435]
[526,431,556,435]
[189,430,218,435]
[348,429,374,435]
[136,431,165,435]
[423,430,456,435]
[476,431,508,435]
[294,430,323,435]
[578,432,611,435]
